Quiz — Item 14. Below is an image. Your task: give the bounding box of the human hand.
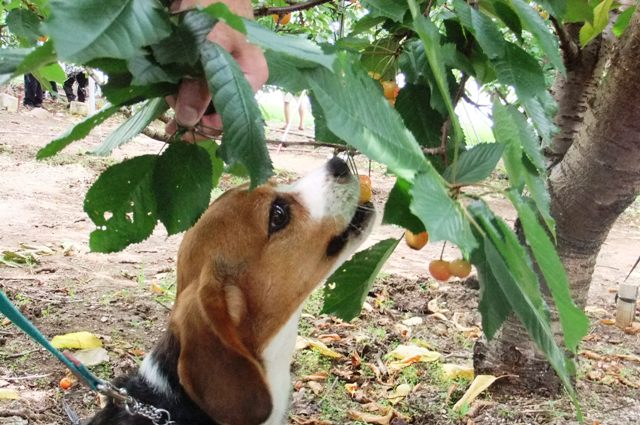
[166,0,268,141]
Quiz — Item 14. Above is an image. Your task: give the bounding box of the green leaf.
[410,167,478,255]
[92,98,169,156]
[509,0,564,72]
[6,8,42,42]
[198,140,225,187]
[264,49,309,93]
[37,104,121,159]
[492,101,525,189]
[522,96,557,146]
[244,20,335,70]
[154,143,213,235]
[151,10,214,66]
[443,143,504,186]
[507,190,588,352]
[453,0,505,59]
[492,1,523,39]
[395,83,443,149]
[128,55,180,86]
[470,238,512,340]
[199,2,246,33]
[565,0,593,23]
[613,6,636,38]
[360,37,400,81]
[0,48,33,84]
[84,155,158,253]
[382,178,425,234]
[468,201,581,418]
[322,238,400,321]
[579,0,614,46]
[522,156,555,235]
[493,43,546,100]
[200,42,272,187]
[309,93,344,145]
[46,0,171,63]
[36,62,66,83]
[304,55,427,181]
[360,0,408,22]
[13,41,57,76]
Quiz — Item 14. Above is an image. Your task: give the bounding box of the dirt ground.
[0,102,639,425]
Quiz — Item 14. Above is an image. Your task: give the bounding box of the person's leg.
[33,78,43,107]
[283,100,291,129]
[49,81,58,99]
[76,72,88,102]
[23,74,35,107]
[63,74,76,102]
[298,100,306,130]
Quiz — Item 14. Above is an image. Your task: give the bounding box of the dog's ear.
[173,267,272,425]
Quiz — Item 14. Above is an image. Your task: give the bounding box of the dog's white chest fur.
[260,307,303,425]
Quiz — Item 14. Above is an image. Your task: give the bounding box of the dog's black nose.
[327,157,351,179]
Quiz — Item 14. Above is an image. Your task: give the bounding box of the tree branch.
[254,0,335,17]
[551,17,579,65]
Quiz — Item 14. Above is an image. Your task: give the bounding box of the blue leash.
[0,290,174,424]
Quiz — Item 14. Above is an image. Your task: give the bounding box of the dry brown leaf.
[452,375,498,412]
[348,408,393,425]
[402,317,424,326]
[308,381,324,395]
[428,312,449,322]
[581,350,604,361]
[600,318,616,325]
[618,376,640,388]
[350,351,362,368]
[318,333,341,343]
[345,383,358,396]
[301,372,328,382]
[295,335,310,351]
[615,354,640,363]
[623,323,640,335]
[291,415,333,425]
[585,306,609,318]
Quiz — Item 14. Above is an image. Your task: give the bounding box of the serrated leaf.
[360,37,400,81]
[0,47,33,85]
[492,1,523,38]
[199,2,246,33]
[264,49,309,94]
[128,55,180,86]
[443,143,504,186]
[469,201,581,417]
[410,168,478,255]
[309,93,344,145]
[198,140,225,187]
[579,0,614,46]
[509,0,564,72]
[522,96,557,146]
[382,178,425,234]
[322,238,400,321]
[245,20,335,70]
[304,55,427,181]
[37,104,121,159]
[453,0,505,59]
[493,43,546,100]
[360,0,408,22]
[507,190,588,352]
[151,10,214,66]
[12,41,57,77]
[153,143,212,235]
[92,98,169,156]
[613,6,636,38]
[6,8,42,42]
[395,83,443,149]
[36,62,66,83]
[470,237,512,340]
[46,0,171,63]
[84,155,158,253]
[200,42,272,187]
[522,156,555,235]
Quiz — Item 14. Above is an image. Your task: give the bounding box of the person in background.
[283,91,308,131]
[63,64,88,103]
[23,73,43,109]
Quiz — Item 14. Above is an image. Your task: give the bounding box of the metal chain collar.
[97,383,176,425]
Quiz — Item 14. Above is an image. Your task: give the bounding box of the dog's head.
[170,157,374,424]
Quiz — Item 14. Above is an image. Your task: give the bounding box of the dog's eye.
[269,198,290,234]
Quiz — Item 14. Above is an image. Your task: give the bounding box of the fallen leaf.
[623,323,640,335]
[393,324,411,340]
[427,298,448,314]
[442,364,475,380]
[295,335,311,351]
[388,345,441,371]
[615,354,640,363]
[428,312,449,322]
[72,347,109,366]
[306,338,342,359]
[402,317,423,326]
[318,333,342,343]
[150,282,165,294]
[348,407,393,425]
[580,350,604,361]
[452,375,498,412]
[308,381,324,395]
[585,306,609,318]
[302,372,328,382]
[291,416,333,425]
[599,319,616,325]
[387,383,412,405]
[51,331,102,350]
[0,388,19,400]
[618,376,640,388]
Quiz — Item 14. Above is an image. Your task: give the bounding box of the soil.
[0,102,639,425]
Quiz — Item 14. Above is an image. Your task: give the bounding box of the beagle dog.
[88,157,375,425]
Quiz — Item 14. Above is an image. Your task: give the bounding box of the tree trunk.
[474,12,640,392]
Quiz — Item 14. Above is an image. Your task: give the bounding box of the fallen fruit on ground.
[449,259,472,278]
[59,377,74,390]
[359,175,372,204]
[429,260,451,281]
[404,230,428,250]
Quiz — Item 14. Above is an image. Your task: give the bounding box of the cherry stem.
[439,241,447,261]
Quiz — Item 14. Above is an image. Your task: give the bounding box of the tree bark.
[474,11,640,392]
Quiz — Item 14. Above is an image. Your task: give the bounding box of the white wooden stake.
[616,283,638,329]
